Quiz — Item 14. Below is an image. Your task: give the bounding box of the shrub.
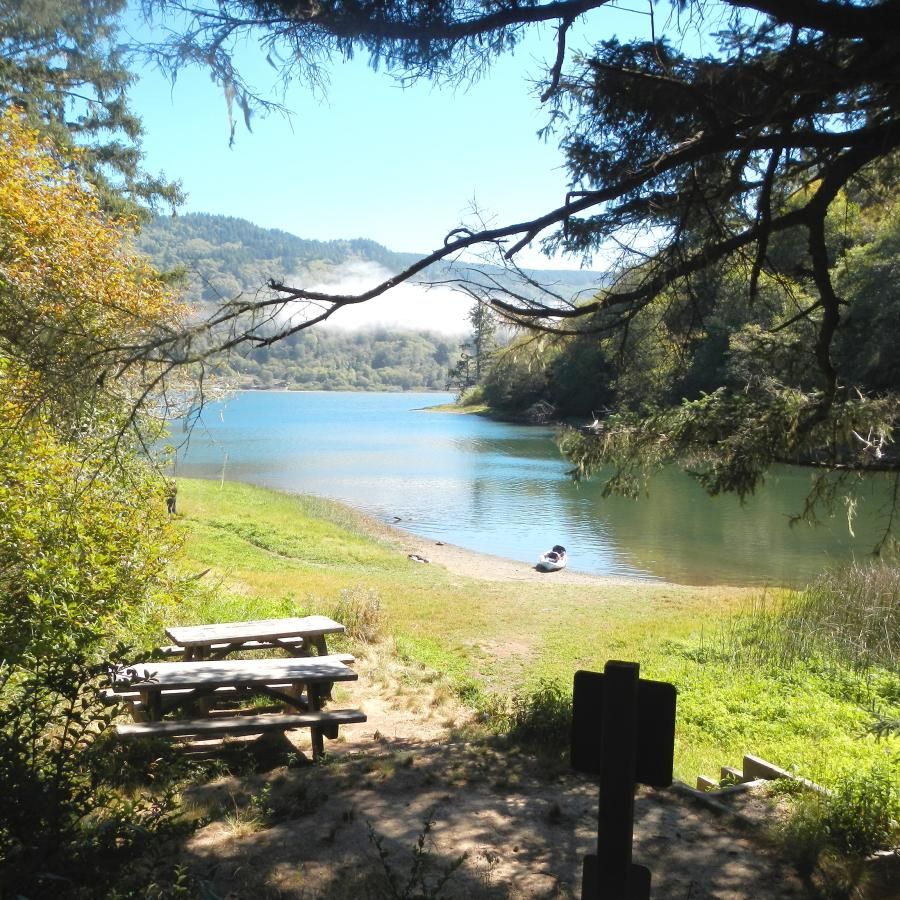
[0,652,186,896]
[329,585,384,643]
[783,765,900,863]
[486,680,573,757]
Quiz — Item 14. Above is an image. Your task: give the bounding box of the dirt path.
[177,648,809,900]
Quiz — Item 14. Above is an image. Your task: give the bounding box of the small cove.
[172,390,892,586]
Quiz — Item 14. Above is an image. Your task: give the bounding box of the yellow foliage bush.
[0,109,186,424]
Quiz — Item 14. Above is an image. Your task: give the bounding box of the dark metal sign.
[571,661,677,899]
[571,668,676,788]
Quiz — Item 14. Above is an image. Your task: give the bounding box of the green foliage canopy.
[0,110,187,668]
[0,0,183,216]
[0,112,189,890]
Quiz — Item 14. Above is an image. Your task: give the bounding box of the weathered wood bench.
[103,682,292,704]
[109,654,362,756]
[115,708,367,754]
[165,615,345,661]
[104,653,356,715]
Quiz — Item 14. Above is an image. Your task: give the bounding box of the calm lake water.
[173,390,891,586]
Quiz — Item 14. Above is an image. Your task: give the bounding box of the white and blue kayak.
[536,544,567,572]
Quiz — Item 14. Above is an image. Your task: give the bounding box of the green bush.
[0,410,189,897]
[486,680,573,757]
[0,651,186,897]
[0,421,179,669]
[784,765,900,862]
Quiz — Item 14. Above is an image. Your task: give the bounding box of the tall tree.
[468,301,497,382]
[447,302,497,396]
[145,1,900,528]
[0,0,183,216]
[0,112,191,887]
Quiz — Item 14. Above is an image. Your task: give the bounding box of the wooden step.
[742,754,793,782]
[743,754,828,795]
[115,708,366,751]
[720,765,745,784]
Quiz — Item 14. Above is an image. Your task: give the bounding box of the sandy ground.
[372,521,653,586]
[172,646,824,900]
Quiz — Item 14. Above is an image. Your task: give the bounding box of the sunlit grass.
[168,478,899,785]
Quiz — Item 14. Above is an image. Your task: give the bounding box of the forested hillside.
[136,212,600,308]
[135,213,599,391]
[135,213,421,310]
[213,327,458,391]
[135,214,453,389]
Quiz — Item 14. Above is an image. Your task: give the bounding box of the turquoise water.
[172,390,891,586]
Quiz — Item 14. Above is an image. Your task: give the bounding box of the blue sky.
[126,3,664,265]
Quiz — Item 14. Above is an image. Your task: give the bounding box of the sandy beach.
[385,524,653,586]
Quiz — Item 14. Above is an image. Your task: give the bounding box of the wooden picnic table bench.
[164,614,345,661]
[110,654,363,758]
[102,654,356,713]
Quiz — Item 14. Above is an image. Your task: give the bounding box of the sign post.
[571,661,676,900]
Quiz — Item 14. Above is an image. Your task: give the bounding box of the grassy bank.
[167,478,899,787]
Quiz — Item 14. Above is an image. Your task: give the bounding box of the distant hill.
[134,212,604,391]
[135,212,603,311]
[134,213,421,310]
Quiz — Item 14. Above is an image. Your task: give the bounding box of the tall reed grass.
[717,562,899,674]
[328,585,384,644]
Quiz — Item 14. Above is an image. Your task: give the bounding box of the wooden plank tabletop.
[165,615,344,647]
[110,654,356,692]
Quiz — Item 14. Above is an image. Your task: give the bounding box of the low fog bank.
[295,258,603,335]
[301,260,472,334]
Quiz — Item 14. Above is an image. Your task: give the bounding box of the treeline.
[213,328,459,391]
[137,215,463,391]
[136,213,601,394]
[472,184,900,431]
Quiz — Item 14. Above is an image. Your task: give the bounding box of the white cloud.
[297,260,472,334]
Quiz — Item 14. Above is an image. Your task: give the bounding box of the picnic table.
[110,654,364,758]
[163,614,345,660]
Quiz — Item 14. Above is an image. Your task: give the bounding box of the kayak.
[536,544,567,572]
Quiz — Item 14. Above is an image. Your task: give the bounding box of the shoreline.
[403,535,660,585]
[354,507,662,586]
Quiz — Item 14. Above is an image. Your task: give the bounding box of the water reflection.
[172,391,889,586]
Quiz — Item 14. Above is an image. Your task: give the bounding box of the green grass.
[167,478,899,786]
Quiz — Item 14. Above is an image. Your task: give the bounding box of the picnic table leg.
[126,697,149,723]
[309,635,336,700]
[142,689,162,722]
[308,683,325,759]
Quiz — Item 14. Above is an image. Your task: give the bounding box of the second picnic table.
[110,615,365,758]
[163,614,345,660]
